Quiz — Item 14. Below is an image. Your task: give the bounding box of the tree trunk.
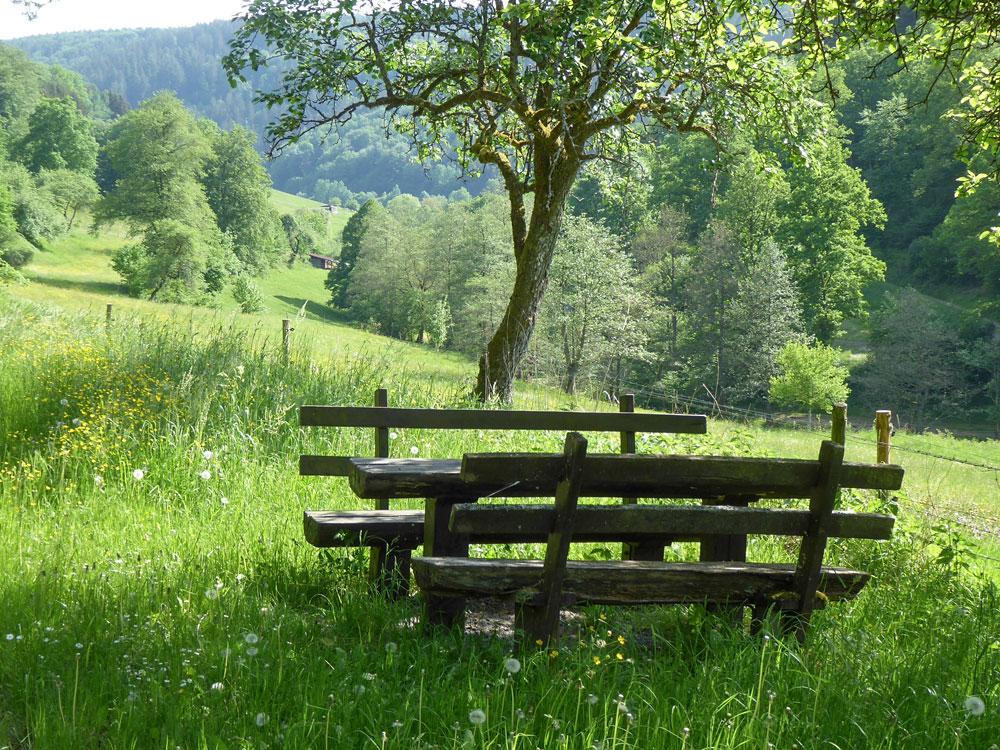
[475,154,578,402]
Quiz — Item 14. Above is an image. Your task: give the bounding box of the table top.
[347,458,549,499]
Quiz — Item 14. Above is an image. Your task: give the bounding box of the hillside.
[8,23,492,206]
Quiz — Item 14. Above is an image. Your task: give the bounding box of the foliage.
[3,161,65,247]
[17,95,98,174]
[0,177,16,246]
[769,341,850,420]
[326,198,378,308]
[36,167,98,229]
[202,124,285,274]
[231,274,265,314]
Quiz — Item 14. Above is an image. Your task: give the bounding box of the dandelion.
[132,469,145,481]
[205,588,218,600]
[255,712,268,727]
[203,450,214,460]
[389,431,398,440]
[392,719,403,728]
[199,470,212,481]
[593,656,601,666]
[71,418,81,426]
[5,634,13,641]
[246,647,258,657]
[504,657,521,674]
[965,695,986,717]
[617,700,629,714]
[410,446,419,455]
[220,497,229,507]
[587,694,598,705]
[211,682,224,691]
[75,642,83,650]
[385,642,398,654]
[94,474,104,487]
[59,398,69,407]
[468,709,486,725]
[244,633,259,644]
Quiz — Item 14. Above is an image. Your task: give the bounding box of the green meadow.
[0,209,998,749]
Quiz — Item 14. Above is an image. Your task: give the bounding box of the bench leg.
[700,495,752,627]
[422,496,473,630]
[368,543,413,601]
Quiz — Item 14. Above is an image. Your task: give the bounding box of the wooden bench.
[411,432,904,643]
[299,388,707,597]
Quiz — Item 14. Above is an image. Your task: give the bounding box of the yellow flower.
[593,656,601,666]
[616,653,624,661]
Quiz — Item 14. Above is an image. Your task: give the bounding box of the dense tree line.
[0,47,334,304]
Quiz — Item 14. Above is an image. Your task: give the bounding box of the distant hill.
[10,21,490,205]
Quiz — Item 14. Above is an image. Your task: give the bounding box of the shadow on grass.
[275,296,349,324]
[31,274,125,297]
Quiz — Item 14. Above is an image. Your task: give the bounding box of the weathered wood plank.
[300,455,354,476]
[791,440,844,640]
[303,510,424,547]
[411,558,870,605]
[517,432,588,644]
[460,453,904,495]
[447,504,895,540]
[300,406,707,434]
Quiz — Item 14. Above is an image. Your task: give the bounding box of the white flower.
[205,588,218,600]
[586,694,598,705]
[75,642,83,650]
[389,431,398,440]
[5,633,13,641]
[617,700,629,714]
[244,633,259,645]
[210,682,224,691]
[59,398,69,407]
[203,450,214,460]
[504,657,521,674]
[410,446,419,455]
[220,497,229,507]
[71,418,81,426]
[235,573,246,583]
[965,695,986,717]
[132,469,145,481]
[468,709,486,725]
[255,712,268,727]
[246,647,258,657]
[384,642,398,654]
[94,474,104,487]
[199,470,212,481]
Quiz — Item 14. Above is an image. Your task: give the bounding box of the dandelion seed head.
[587,694,598,705]
[389,431,398,440]
[199,470,211,481]
[246,647,258,657]
[410,446,419,455]
[255,712,268,726]
[59,399,69,407]
[5,633,14,641]
[94,474,104,486]
[210,682,224,691]
[244,633,259,644]
[132,469,145,481]
[468,708,486,725]
[965,695,986,717]
[203,450,214,460]
[504,657,521,674]
[205,588,218,600]
[385,641,398,654]
[220,497,229,507]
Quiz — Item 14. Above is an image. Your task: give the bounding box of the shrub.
[231,274,265,313]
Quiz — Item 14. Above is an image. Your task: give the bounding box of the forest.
[3,20,999,432]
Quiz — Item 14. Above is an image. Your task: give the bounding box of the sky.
[0,0,247,40]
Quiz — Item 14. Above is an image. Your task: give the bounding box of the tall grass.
[1,295,998,749]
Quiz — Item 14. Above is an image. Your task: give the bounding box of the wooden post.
[282,319,292,362]
[374,388,390,510]
[619,394,657,561]
[105,303,113,329]
[875,410,891,464]
[831,403,847,446]
[423,495,476,629]
[368,387,405,597]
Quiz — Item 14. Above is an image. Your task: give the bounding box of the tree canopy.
[226,0,1000,401]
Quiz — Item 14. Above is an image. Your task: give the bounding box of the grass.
[0,295,998,749]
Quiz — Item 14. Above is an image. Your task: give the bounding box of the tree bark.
[475,152,579,402]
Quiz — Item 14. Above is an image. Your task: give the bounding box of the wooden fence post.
[282,319,292,362]
[831,402,847,446]
[876,410,891,464]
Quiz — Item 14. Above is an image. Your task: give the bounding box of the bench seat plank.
[412,557,870,605]
[449,503,895,540]
[304,510,424,547]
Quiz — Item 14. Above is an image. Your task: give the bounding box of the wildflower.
[203,450,214,460]
[392,720,403,728]
[389,431,398,440]
[515,709,526,720]
[132,469,145,481]
[617,635,625,645]
[593,656,601,666]
[244,633,259,644]
[199,470,211,481]
[468,709,486,725]
[5,633,13,641]
[616,652,624,661]
[75,642,83,650]
[205,588,218,600]
[94,474,104,487]
[211,682,224,691]
[246,647,258,657]
[220,497,229,507]
[617,700,629,714]
[236,573,246,583]
[410,446,419,455]
[59,398,69,407]
[71,418,81,426]
[504,657,521,674]
[255,712,268,727]
[587,694,598,705]
[385,642,398,654]
[965,695,986,717]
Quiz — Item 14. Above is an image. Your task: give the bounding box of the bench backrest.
[299,388,707,478]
